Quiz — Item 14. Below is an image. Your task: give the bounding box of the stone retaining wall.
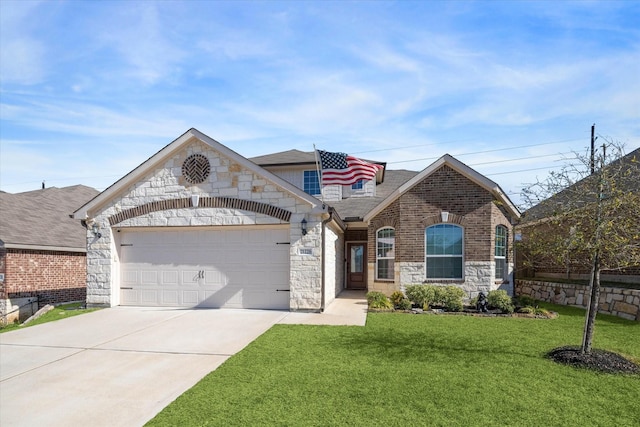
[515,279,640,321]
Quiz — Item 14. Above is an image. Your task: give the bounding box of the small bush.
[390,291,406,308]
[406,284,465,312]
[440,286,465,312]
[518,306,535,314]
[366,291,393,309]
[397,298,412,311]
[405,285,436,308]
[487,290,515,314]
[516,295,536,307]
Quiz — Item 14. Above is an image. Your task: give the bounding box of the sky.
[1,0,639,209]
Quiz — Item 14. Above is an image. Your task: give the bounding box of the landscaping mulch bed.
[547,346,640,375]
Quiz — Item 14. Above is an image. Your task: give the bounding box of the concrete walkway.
[0,291,367,427]
[279,290,368,326]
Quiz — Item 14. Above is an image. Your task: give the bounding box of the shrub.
[389,291,406,308]
[516,295,536,307]
[406,284,465,312]
[440,286,465,312]
[397,298,412,311]
[487,290,515,314]
[518,306,535,314]
[366,291,393,309]
[405,285,436,308]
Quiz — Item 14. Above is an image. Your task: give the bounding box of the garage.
[118,225,290,309]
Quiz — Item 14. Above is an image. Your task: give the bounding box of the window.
[303,170,320,195]
[425,224,463,279]
[495,225,507,280]
[376,227,395,280]
[351,180,364,190]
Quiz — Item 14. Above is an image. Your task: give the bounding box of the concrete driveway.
[0,307,289,427]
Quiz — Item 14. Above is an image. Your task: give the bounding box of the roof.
[250,149,386,184]
[329,170,419,220]
[363,154,521,221]
[522,147,640,222]
[0,185,99,251]
[74,128,327,219]
[249,149,318,166]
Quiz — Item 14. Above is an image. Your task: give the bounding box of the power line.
[387,138,585,165]
[467,151,574,167]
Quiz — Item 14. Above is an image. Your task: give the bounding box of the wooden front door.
[346,243,367,290]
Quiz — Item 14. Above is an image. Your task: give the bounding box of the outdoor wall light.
[92,223,102,239]
[301,218,308,236]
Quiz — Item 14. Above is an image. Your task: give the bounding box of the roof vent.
[182,154,211,184]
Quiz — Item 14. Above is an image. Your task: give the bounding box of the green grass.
[147,303,640,427]
[0,302,99,333]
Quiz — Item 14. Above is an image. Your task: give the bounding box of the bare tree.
[519,141,640,354]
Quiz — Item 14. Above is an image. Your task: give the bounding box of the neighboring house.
[517,147,640,284]
[73,128,520,311]
[0,185,100,322]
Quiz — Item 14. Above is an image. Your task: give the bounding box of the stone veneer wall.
[86,139,324,310]
[515,279,640,321]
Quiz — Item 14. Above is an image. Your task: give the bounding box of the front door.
[346,243,367,290]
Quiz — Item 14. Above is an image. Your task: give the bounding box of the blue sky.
[1,0,638,208]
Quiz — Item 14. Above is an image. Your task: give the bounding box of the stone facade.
[366,165,516,296]
[84,137,327,311]
[0,248,86,323]
[516,279,640,321]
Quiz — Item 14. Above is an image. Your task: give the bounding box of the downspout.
[320,208,334,312]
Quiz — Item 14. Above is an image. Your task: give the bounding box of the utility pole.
[590,124,596,175]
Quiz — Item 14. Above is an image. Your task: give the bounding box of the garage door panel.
[120,226,290,309]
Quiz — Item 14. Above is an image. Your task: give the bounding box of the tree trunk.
[581,251,600,355]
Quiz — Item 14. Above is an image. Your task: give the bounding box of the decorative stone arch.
[370,217,399,231]
[108,196,292,226]
[420,212,465,228]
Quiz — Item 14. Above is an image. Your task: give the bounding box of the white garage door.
[119,226,290,309]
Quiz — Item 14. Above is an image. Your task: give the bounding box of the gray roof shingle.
[329,170,419,220]
[0,185,99,250]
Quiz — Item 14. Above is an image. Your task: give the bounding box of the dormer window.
[303,170,321,196]
[351,180,364,190]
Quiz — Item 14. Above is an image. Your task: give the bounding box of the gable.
[74,129,325,220]
[364,154,520,222]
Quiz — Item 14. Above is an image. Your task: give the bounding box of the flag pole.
[313,144,325,204]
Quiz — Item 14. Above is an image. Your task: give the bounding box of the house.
[516,147,640,284]
[0,185,99,322]
[72,128,520,311]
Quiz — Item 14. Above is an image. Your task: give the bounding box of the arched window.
[376,227,395,280]
[495,225,508,280]
[425,224,463,279]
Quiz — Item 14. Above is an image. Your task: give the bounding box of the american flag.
[317,150,384,186]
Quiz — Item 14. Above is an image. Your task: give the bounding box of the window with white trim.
[495,225,507,280]
[425,224,463,279]
[351,180,364,190]
[376,227,395,280]
[303,170,320,196]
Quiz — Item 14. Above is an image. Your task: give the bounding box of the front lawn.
[0,302,98,333]
[148,303,640,426]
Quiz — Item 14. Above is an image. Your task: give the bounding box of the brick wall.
[366,165,515,295]
[1,249,86,307]
[369,165,510,263]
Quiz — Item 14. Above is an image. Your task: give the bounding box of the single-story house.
[516,147,640,284]
[73,128,520,311]
[0,185,99,322]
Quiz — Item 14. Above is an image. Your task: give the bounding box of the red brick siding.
[368,165,514,266]
[1,249,86,307]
